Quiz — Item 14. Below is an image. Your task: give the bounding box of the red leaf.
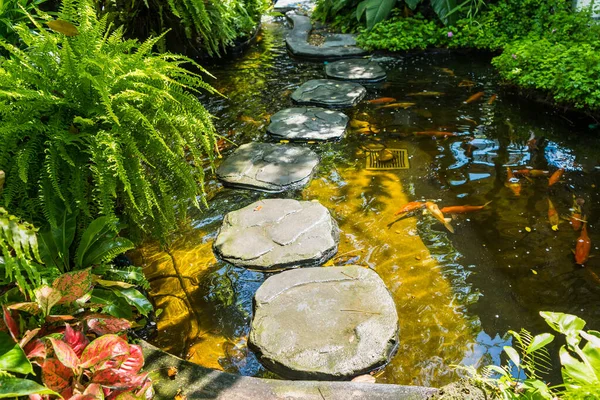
[92,369,148,390]
[80,335,129,370]
[24,338,46,363]
[53,269,93,305]
[3,306,19,341]
[117,345,144,375]
[70,383,105,400]
[64,324,89,358]
[48,337,80,369]
[19,328,40,348]
[42,358,74,393]
[87,317,132,335]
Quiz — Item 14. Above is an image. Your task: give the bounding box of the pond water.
[135,17,600,387]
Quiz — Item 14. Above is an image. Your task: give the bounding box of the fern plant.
[0,0,218,239]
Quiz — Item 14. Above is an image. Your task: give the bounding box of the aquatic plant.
[0,0,219,239]
[461,312,600,400]
[98,0,270,57]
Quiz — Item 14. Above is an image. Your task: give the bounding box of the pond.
[134,16,600,387]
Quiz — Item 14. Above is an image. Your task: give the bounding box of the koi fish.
[378,102,416,109]
[425,201,454,233]
[350,119,371,129]
[440,201,492,214]
[394,201,427,216]
[439,68,455,76]
[548,168,564,187]
[378,149,394,162]
[367,97,397,104]
[238,115,262,125]
[512,169,550,177]
[574,221,591,265]
[464,91,485,104]
[414,131,456,138]
[505,167,521,196]
[458,80,475,87]
[570,197,584,231]
[548,198,559,230]
[488,94,497,104]
[407,91,445,96]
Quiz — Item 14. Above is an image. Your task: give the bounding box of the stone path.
[210,4,403,384]
[267,107,348,141]
[213,199,339,271]
[292,79,367,108]
[249,266,399,380]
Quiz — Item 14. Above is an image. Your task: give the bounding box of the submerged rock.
[216,142,319,192]
[267,107,348,141]
[325,59,387,82]
[292,79,367,108]
[213,199,340,271]
[249,266,399,380]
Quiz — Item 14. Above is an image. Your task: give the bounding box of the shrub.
[0,0,219,239]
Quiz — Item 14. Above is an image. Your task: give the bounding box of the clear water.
[135,17,600,387]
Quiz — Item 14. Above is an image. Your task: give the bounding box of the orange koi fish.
[570,197,584,231]
[367,97,397,104]
[458,80,475,87]
[505,167,521,196]
[394,201,427,216]
[487,94,497,104]
[425,202,454,233]
[378,102,416,109]
[440,201,492,214]
[548,199,559,230]
[407,91,445,96]
[439,68,455,76]
[574,221,591,265]
[414,131,456,138]
[512,169,550,177]
[548,168,564,187]
[464,91,485,104]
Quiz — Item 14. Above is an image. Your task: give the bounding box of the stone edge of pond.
[285,12,368,60]
[140,340,439,400]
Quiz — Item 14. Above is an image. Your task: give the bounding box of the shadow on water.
[134,16,600,387]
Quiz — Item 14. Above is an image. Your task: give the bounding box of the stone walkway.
[210,10,403,382]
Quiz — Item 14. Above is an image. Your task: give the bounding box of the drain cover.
[366,149,409,170]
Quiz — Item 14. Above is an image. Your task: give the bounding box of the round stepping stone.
[249,266,399,380]
[325,59,386,82]
[267,107,348,141]
[291,79,366,108]
[213,199,339,271]
[216,143,319,193]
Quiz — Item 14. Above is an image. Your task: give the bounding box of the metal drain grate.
[366,149,409,170]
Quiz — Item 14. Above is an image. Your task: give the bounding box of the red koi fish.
[574,221,591,265]
[367,97,396,104]
[425,201,454,233]
[505,167,521,196]
[548,168,564,187]
[464,91,485,104]
[548,198,559,230]
[440,201,492,214]
[394,201,426,216]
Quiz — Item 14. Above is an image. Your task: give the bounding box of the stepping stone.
[325,59,386,82]
[267,107,348,141]
[249,266,399,380]
[286,13,367,59]
[217,143,319,193]
[213,199,339,271]
[292,79,366,108]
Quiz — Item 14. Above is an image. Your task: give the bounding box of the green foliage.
[0,208,42,295]
[463,312,600,400]
[0,0,219,240]
[98,0,270,57]
[357,0,397,30]
[0,0,47,46]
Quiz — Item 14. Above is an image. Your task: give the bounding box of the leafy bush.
[463,311,600,399]
[0,0,47,46]
[0,0,219,239]
[98,0,270,57]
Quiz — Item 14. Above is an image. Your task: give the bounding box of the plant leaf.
[111,288,153,316]
[38,210,77,273]
[92,369,148,390]
[2,307,18,341]
[560,346,597,389]
[541,311,586,347]
[504,346,521,367]
[41,358,74,393]
[86,316,132,335]
[8,302,40,315]
[357,0,396,30]
[527,333,555,354]
[64,324,89,358]
[48,338,80,369]
[90,289,133,320]
[431,0,458,25]
[34,285,62,317]
[405,0,421,10]
[24,339,46,363]
[0,331,33,374]
[53,269,93,304]
[0,376,58,398]
[80,334,130,370]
